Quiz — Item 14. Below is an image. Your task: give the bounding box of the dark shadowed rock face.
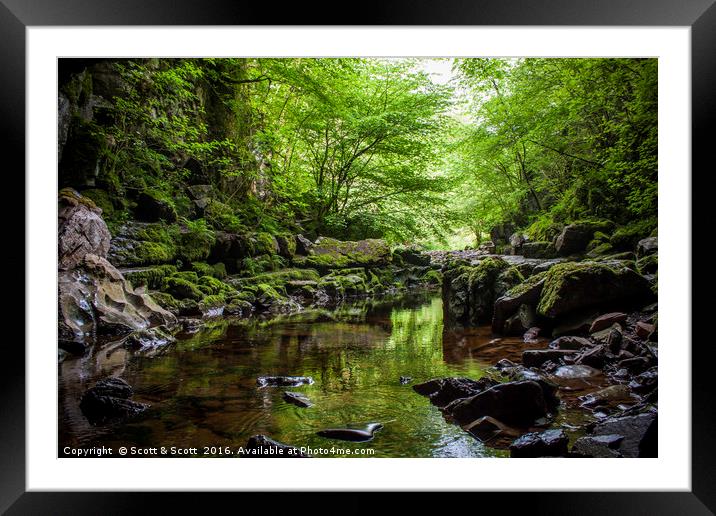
[510,429,569,457]
[79,377,149,425]
[447,380,551,427]
[58,188,111,270]
[241,435,309,457]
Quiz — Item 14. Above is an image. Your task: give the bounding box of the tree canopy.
[65,57,657,248]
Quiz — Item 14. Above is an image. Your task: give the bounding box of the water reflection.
[60,292,548,458]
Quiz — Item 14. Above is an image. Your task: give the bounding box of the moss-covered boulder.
[555,220,615,256]
[123,264,177,290]
[293,237,391,272]
[537,262,654,319]
[443,257,523,326]
[610,219,657,252]
[492,271,548,333]
[163,276,204,301]
[520,241,557,259]
[275,235,297,258]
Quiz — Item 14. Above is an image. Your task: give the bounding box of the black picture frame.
[4,0,711,513]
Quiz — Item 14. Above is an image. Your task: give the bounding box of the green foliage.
[177,218,216,262]
[452,58,657,242]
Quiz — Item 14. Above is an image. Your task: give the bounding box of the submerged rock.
[522,349,578,368]
[79,377,149,425]
[241,434,309,457]
[317,422,383,442]
[257,375,314,388]
[510,428,569,457]
[283,391,313,408]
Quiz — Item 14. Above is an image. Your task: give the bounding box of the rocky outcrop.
[572,412,657,458]
[536,262,654,319]
[443,257,523,326]
[447,380,552,427]
[293,237,391,271]
[58,188,111,270]
[555,221,614,256]
[59,254,177,343]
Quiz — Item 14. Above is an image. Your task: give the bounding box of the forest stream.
[59,290,614,458]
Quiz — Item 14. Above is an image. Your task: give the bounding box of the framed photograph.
[6,0,711,512]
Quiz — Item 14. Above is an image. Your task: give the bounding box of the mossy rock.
[444,257,523,326]
[125,264,177,290]
[537,262,654,319]
[80,188,116,218]
[197,275,235,296]
[199,293,227,311]
[421,269,443,286]
[636,254,658,275]
[294,237,391,272]
[610,219,657,252]
[163,276,203,301]
[253,232,280,255]
[275,235,297,258]
[587,242,614,257]
[149,291,181,311]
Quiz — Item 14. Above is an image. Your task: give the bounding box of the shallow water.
[58,291,603,458]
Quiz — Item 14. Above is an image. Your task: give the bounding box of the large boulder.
[555,221,614,256]
[446,380,552,427]
[58,188,111,270]
[443,257,523,326]
[536,262,654,319]
[58,254,177,343]
[575,413,657,458]
[293,237,391,271]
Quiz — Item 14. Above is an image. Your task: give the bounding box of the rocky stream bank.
[58,190,658,458]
